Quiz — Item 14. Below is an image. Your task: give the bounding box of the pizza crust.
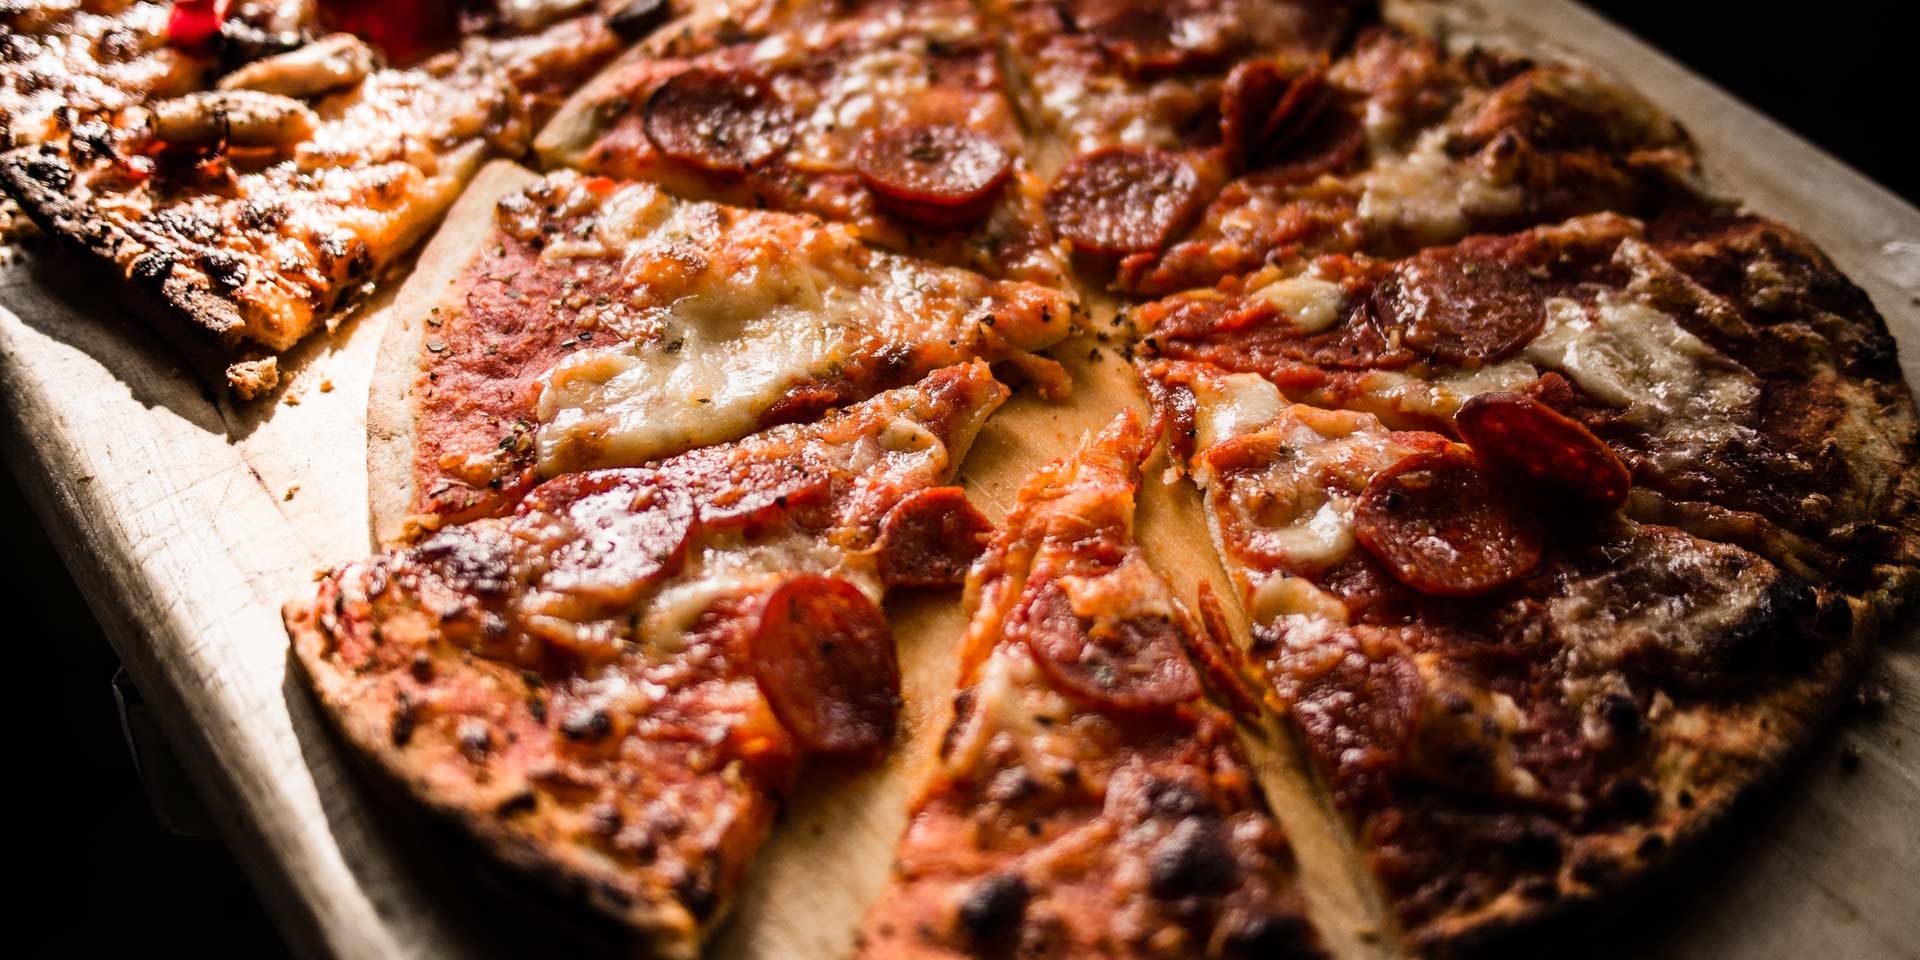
[366,160,542,546]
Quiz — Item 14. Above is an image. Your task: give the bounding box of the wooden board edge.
[0,312,395,960]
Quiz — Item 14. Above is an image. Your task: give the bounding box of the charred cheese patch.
[1117,25,1703,296]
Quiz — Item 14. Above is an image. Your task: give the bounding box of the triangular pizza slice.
[860,413,1327,958]
[535,0,1068,287]
[1142,358,1871,949]
[287,361,1007,957]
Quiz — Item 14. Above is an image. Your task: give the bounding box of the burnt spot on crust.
[495,789,538,818]
[1148,816,1239,899]
[9,147,73,193]
[130,249,176,286]
[1223,911,1325,960]
[390,692,418,747]
[201,249,249,292]
[672,859,722,921]
[560,707,612,742]
[957,872,1030,944]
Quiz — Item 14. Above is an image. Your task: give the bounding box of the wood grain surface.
[2,1,1916,958]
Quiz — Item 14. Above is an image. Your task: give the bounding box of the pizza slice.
[0,10,623,396]
[286,361,1007,957]
[1108,20,1704,295]
[534,0,1068,286]
[368,164,1074,543]
[1142,359,1870,949]
[859,412,1326,959]
[1134,211,1920,612]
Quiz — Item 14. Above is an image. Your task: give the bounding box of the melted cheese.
[944,644,1084,781]
[1190,372,1286,452]
[1357,126,1524,247]
[537,262,855,474]
[1248,572,1349,626]
[1523,293,1760,434]
[639,530,872,655]
[1194,400,1412,577]
[1344,360,1538,427]
[1249,272,1347,333]
[528,189,1011,475]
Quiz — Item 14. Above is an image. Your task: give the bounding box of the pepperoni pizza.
[860,414,1326,958]
[286,361,1006,957]
[3,0,1913,955]
[1141,357,1889,947]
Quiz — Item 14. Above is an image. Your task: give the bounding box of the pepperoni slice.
[1045,148,1208,255]
[748,576,900,758]
[1371,248,1551,366]
[1220,61,1336,173]
[1264,105,1366,184]
[855,124,1012,227]
[1455,392,1631,513]
[1146,288,1413,374]
[1017,580,1201,713]
[643,68,793,175]
[874,487,994,588]
[692,463,832,530]
[1352,448,1544,597]
[1285,631,1421,802]
[526,477,697,609]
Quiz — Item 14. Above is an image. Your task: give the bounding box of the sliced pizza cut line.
[1141,356,1875,952]
[534,0,1071,287]
[368,163,1075,544]
[859,411,1329,959]
[287,360,1007,957]
[0,11,625,397]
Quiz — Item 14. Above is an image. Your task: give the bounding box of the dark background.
[9,5,1914,956]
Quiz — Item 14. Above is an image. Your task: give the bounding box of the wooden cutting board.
[2,1,1915,957]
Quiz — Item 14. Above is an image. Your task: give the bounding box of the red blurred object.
[319,0,462,65]
[166,0,230,54]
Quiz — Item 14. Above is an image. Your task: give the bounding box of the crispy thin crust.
[367,160,542,546]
